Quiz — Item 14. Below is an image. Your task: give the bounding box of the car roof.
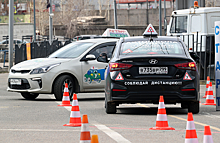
[76,38,118,43]
[79,35,101,36]
[122,36,181,42]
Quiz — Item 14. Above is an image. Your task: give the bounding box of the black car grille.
[11,70,31,74]
[8,78,30,89]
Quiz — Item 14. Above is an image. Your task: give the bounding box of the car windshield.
[49,42,95,58]
[120,41,185,55]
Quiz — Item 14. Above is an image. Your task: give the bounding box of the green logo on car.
[84,68,101,84]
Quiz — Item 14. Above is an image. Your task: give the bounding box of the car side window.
[90,45,115,59]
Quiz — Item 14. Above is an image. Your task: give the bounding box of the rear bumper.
[106,81,199,104]
[111,91,198,104]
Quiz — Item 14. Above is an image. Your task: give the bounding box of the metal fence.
[14,39,72,64]
[174,33,215,80]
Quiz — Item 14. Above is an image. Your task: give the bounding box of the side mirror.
[190,52,200,63]
[97,53,108,63]
[85,54,96,60]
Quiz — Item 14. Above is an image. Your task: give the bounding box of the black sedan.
[100,35,200,114]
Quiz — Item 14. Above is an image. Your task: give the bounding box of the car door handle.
[105,66,108,69]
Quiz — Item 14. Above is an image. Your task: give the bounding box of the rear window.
[120,41,185,56]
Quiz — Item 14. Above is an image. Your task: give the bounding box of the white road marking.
[0,129,79,132]
[93,123,131,143]
[54,96,131,143]
[202,112,220,119]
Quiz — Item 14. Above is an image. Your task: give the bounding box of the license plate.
[139,67,168,74]
[10,79,22,85]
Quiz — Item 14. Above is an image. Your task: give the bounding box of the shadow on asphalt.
[116,107,188,115]
[9,98,56,101]
[78,97,105,101]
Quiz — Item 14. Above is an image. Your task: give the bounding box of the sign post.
[215,21,220,111]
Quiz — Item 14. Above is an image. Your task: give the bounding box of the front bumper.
[7,72,55,94]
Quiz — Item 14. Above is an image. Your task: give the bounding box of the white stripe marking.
[70,111,81,117]
[186,121,196,130]
[94,124,131,143]
[80,141,90,143]
[185,138,198,143]
[156,114,167,121]
[72,100,79,106]
[203,135,214,143]
[206,95,214,99]
[64,88,69,92]
[62,96,70,101]
[81,123,90,132]
[158,102,165,109]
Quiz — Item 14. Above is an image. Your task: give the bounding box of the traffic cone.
[185,112,198,143]
[203,126,213,143]
[91,135,99,143]
[202,82,216,106]
[80,115,91,143]
[58,83,72,106]
[202,76,210,98]
[63,94,81,127]
[149,96,175,130]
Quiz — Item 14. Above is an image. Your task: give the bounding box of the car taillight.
[109,63,133,72]
[174,62,196,71]
[112,89,126,91]
[181,88,195,91]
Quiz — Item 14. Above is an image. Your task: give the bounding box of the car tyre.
[21,92,39,100]
[53,75,75,101]
[188,101,200,114]
[106,102,116,114]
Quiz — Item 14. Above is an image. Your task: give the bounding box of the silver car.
[7,39,118,100]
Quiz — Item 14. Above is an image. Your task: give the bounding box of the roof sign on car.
[143,24,158,37]
[102,28,130,38]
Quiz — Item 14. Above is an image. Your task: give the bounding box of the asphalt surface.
[1,73,220,143]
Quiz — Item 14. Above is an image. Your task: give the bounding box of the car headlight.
[30,63,60,74]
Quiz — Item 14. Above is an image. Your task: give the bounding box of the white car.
[7,39,118,100]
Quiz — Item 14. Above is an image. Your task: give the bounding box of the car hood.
[12,58,71,70]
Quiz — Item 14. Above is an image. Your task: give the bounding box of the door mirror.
[97,53,108,63]
[86,54,96,60]
[190,52,200,63]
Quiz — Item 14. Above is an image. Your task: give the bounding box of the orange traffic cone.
[203,126,213,143]
[185,112,198,143]
[202,82,216,106]
[202,76,210,98]
[149,96,175,130]
[80,115,91,143]
[91,135,99,143]
[58,83,72,106]
[63,94,81,127]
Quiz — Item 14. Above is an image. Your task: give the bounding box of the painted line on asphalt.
[55,100,131,143]
[93,123,131,143]
[0,129,80,132]
[138,103,220,132]
[168,115,220,132]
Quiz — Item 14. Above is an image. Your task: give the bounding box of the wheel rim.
[62,78,74,99]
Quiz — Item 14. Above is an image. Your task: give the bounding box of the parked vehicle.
[102,25,200,114]
[166,1,220,79]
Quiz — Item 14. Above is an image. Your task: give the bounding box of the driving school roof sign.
[143,24,158,37]
[102,28,130,38]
